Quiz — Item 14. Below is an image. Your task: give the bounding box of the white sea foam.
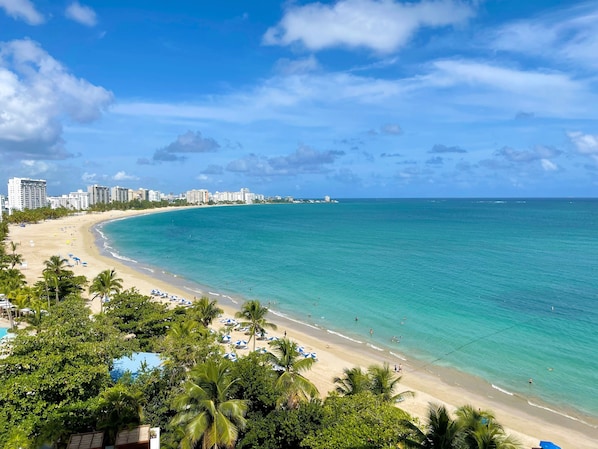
[491,384,514,396]
[389,351,407,361]
[140,267,155,273]
[269,310,322,331]
[208,292,220,296]
[184,287,203,295]
[367,343,384,351]
[108,251,137,263]
[527,401,597,428]
[326,329,363,345]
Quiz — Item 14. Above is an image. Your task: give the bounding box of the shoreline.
[6,207,597,449]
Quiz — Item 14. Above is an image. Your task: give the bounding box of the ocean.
[99,199,598,424]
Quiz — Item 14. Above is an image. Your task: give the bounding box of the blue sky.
[1,0,598,198]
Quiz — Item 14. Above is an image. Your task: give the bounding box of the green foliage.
[235,299,277,351]
[89,269,124,313]
[266,338,318,409]
[0,297,126,446]
[97,383,145,444]
[190,295,223,327]
[104,288,175,351]
[227,352,279,415]
[238,401,324,449]
[301,392,413,449]
[2,207,72,225]
[172,359,248,449]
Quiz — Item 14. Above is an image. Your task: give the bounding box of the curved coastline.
[8,207,598,449]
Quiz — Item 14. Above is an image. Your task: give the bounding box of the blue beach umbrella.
[539,441,562,449]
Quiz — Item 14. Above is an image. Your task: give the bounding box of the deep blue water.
[100,199,598,420]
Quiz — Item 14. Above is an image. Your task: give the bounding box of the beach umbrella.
[221,335,231,343]
[234,339,248,348]
[223,353,237,361]
[539,442,562,449]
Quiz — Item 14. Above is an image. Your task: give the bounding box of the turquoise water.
[100,199,598,420]
[0,328,6,339]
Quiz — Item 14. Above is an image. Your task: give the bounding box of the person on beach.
[369,328,373,336]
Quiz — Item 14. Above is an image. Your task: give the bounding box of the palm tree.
[192,296,223,327]
[266,337,318,409]
[42,255,69,305]
[333,366,370,396]
[172,360,248,449]
[423,404,463,449]
[89,269,123,313]
[97,384,144,445]
[235,299,277,351]
[367,362,414,403]
[6,241,23,269]
[456,405,520,449]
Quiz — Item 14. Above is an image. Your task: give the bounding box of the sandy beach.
[5,207,596,449]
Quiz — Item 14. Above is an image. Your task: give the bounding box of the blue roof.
[110,352,162,381]
[540,441,562,449]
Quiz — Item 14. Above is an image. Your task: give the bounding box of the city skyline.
[1,1,598,198]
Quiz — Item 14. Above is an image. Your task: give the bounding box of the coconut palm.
[266,337,318,409]
[89,269,123,313]
[367,362,414,403]
[172,359,248,449]
[235,299,277,351]
[6,242,23,269]
[456,405,520,449]
[423,404,463,449]
[97,384,144,445]
[192,296,223,327]
[42,255,85,304]
[333,366,370,396]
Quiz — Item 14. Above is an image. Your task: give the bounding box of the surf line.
[411,317,536,374]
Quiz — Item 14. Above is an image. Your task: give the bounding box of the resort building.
[0,195,5,221]
[87,185,111,206]
[7,177,48,212]
[48,190,90,211]
[186,189,209,204]
[111,186,130,203]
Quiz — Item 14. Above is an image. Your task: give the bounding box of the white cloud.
[21,159,52,174]
[0,39,113,159]
[541,159,557,171]
[0,0,44,25]
[567,131,598,157]
[263,0,474,53]
[113,171,139,181]
[274,56,320,75]
[65,1,97,27]
[491,2,598,69]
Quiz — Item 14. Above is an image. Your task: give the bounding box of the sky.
[1,0,598,198]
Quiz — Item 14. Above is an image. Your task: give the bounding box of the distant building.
[87,184,110,206]
[148,190,161,202]
[111,186,130,203]
[186,189,209,204]
[0,195,5,221]
[7,177,47,211]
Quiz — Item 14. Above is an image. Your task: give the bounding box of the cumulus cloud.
[227,145,345,176]
[567,131,598,156]
[429,144,467,153]
[113,171,139,181]
[263,0,475,53]
[0,39,113,160]
[151,130,220,163]
[0,0,44,25]
[65,1,98,27]
[496,145,561,163]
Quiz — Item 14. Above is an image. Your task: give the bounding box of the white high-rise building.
[7,177,47,211]
[87,185,110,205]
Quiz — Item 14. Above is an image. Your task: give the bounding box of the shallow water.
[101,199,598,419]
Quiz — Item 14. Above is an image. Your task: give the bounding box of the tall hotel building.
[7,177,47,211]
[87,184,111,205]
